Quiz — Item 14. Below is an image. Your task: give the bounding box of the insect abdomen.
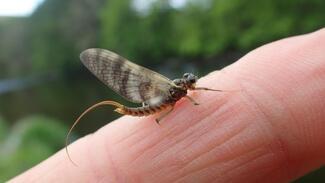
[115,104,170,116]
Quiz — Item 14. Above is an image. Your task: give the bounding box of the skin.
[10,28,325,183]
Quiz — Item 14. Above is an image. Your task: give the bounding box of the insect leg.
[185,95,200,105]
[194,87,223,92]
[155,106,174,124]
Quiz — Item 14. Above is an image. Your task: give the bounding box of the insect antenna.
[194,87,241,92]
[65,100,124,166]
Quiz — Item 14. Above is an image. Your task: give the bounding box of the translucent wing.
[80,48,174,104]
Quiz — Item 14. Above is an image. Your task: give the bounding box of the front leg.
[194,87,223,92]
[185,95,200,105]
[155,106,174,124]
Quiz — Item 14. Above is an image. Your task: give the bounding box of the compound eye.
[183,73,190,78]
[189,78,196,83]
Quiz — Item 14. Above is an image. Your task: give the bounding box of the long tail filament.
[65,100,124,166]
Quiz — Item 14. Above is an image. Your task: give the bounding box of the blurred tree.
[100,0,142,61]
[28,0,106,73]
[100,0,180,64]
[0,18,29,77]
[0,0,324,76]
[139,0,178,61]
[99,0,325,65]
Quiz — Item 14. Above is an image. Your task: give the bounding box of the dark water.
[0,73,126,135]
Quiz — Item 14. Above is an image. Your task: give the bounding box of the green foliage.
[99,0,325,62]
[0,0,324,75]
[100,0,152,62]
[0,116,67,181]
[100,0,180,62]
[28,0,78,72]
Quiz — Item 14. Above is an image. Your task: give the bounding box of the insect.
[66,48,223,165]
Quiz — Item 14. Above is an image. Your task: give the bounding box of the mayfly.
[66,48,223,165]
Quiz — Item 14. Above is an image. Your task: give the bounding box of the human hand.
[10,28,325,182]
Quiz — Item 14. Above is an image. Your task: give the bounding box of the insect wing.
[80,48,173,104]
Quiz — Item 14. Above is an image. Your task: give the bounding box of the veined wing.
[80,48,173,104]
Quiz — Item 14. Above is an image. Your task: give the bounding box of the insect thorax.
[166,79,188,103]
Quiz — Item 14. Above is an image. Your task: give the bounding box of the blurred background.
[0,0,324,181]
